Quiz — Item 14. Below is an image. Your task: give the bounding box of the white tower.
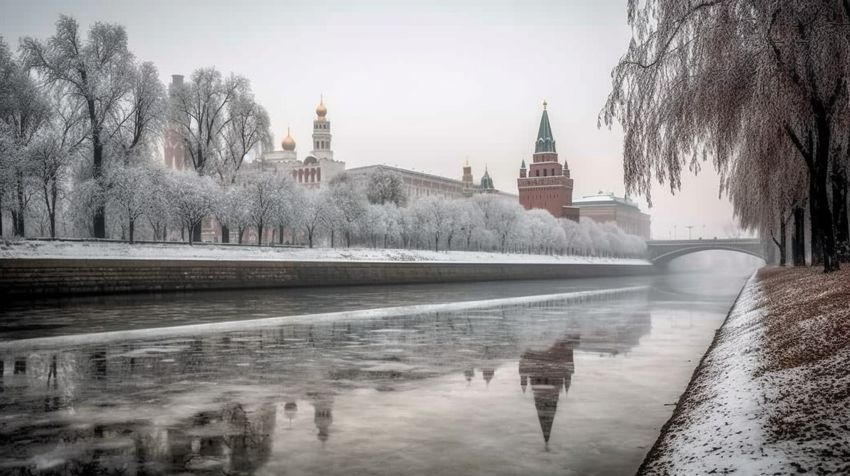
[310,96,333,160]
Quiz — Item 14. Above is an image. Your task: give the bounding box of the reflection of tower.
[463,367,475,385]
[311,394,334,443]
[284,401,298,429]
[518,334,579,447]
[482,368,495,386]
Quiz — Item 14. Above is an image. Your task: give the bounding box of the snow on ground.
[640,267,850,475]
[0,239,650,265]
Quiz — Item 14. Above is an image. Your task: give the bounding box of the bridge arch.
[646,239,765,265]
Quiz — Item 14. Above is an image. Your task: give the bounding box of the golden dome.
[281,127,296,151]
[316,96,327,118]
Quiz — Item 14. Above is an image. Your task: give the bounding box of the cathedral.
[260,96,345,188]
[517,102,580,221]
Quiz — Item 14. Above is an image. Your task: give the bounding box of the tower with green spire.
[517,101,580,221]
[535,101,557,154]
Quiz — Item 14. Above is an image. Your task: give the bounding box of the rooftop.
[573,193,642,209]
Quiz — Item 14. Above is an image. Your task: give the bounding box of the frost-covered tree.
[106,163,155,243]
[214,185,251,244]
[28,88,85,238]
[22,16,138,238]
[602,0,850,271]
[269,177,302,245]
[411,196,455,252]
[0,37,50,236]
[168,67,268,242]
[366,168,407,206]
[328,173,367,248]
[110,61,166,167]
[300,189,329,248]
[474,195,525,253]
[241,171,282,246]
[167,170,216,244]
[144,167,172,241]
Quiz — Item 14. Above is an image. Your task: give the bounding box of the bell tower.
[311,95,333,160]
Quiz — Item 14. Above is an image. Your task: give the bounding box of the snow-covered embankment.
[639,267,850,475]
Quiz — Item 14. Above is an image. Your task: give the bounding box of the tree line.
[0,15,646,259]
[603,0,850,272]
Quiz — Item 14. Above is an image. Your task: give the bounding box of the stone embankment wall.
[0,259,654,298]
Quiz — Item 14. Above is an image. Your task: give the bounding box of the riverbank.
[0,239,647,264]
[638,266,850,475]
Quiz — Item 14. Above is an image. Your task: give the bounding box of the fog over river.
[0,256,758,475]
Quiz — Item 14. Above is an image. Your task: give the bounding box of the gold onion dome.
[281,127,296,151]
[316,96,327,118]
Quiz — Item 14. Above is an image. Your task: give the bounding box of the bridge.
[646,238,765,265]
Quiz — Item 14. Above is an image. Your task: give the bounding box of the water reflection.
[520,335,578,448]
[0,283,714,475]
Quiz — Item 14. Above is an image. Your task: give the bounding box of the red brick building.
[517,102,580,221]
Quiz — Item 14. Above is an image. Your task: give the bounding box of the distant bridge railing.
[645,238,765,265]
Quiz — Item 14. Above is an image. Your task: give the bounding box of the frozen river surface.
[0,271,751,475]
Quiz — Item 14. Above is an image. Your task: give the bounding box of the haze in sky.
[0,0,741,239]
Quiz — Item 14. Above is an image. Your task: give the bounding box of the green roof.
[535,106,557,154]
[480,169,494,189]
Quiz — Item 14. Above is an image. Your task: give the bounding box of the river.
[0,268,753,475]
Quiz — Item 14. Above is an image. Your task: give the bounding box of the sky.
[0,0,741,239]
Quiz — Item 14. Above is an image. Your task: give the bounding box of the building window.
[544,169,548,177]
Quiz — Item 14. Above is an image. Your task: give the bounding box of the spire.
[535,100,557,154]
[520,159,526,169]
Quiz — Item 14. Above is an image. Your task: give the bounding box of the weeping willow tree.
[602,0,850,272]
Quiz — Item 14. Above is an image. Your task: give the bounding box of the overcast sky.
[1,0,740,239]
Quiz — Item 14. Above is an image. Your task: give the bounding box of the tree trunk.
[331,230,335,248]
[14,171,25,237]
[92,139,106,239]
[221,225,230,244]
[772,220,787,266]
[128,218,135,244]
[279,225,284,245]
[793,206,806,266]
[307,227,314,248]
[238,227,244,244]
[0,196,3,237]
[192,219,202,243]
[832,163,849,260]
[257,223,263,246]
[812,116,839,271]
[48,180,58,238]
